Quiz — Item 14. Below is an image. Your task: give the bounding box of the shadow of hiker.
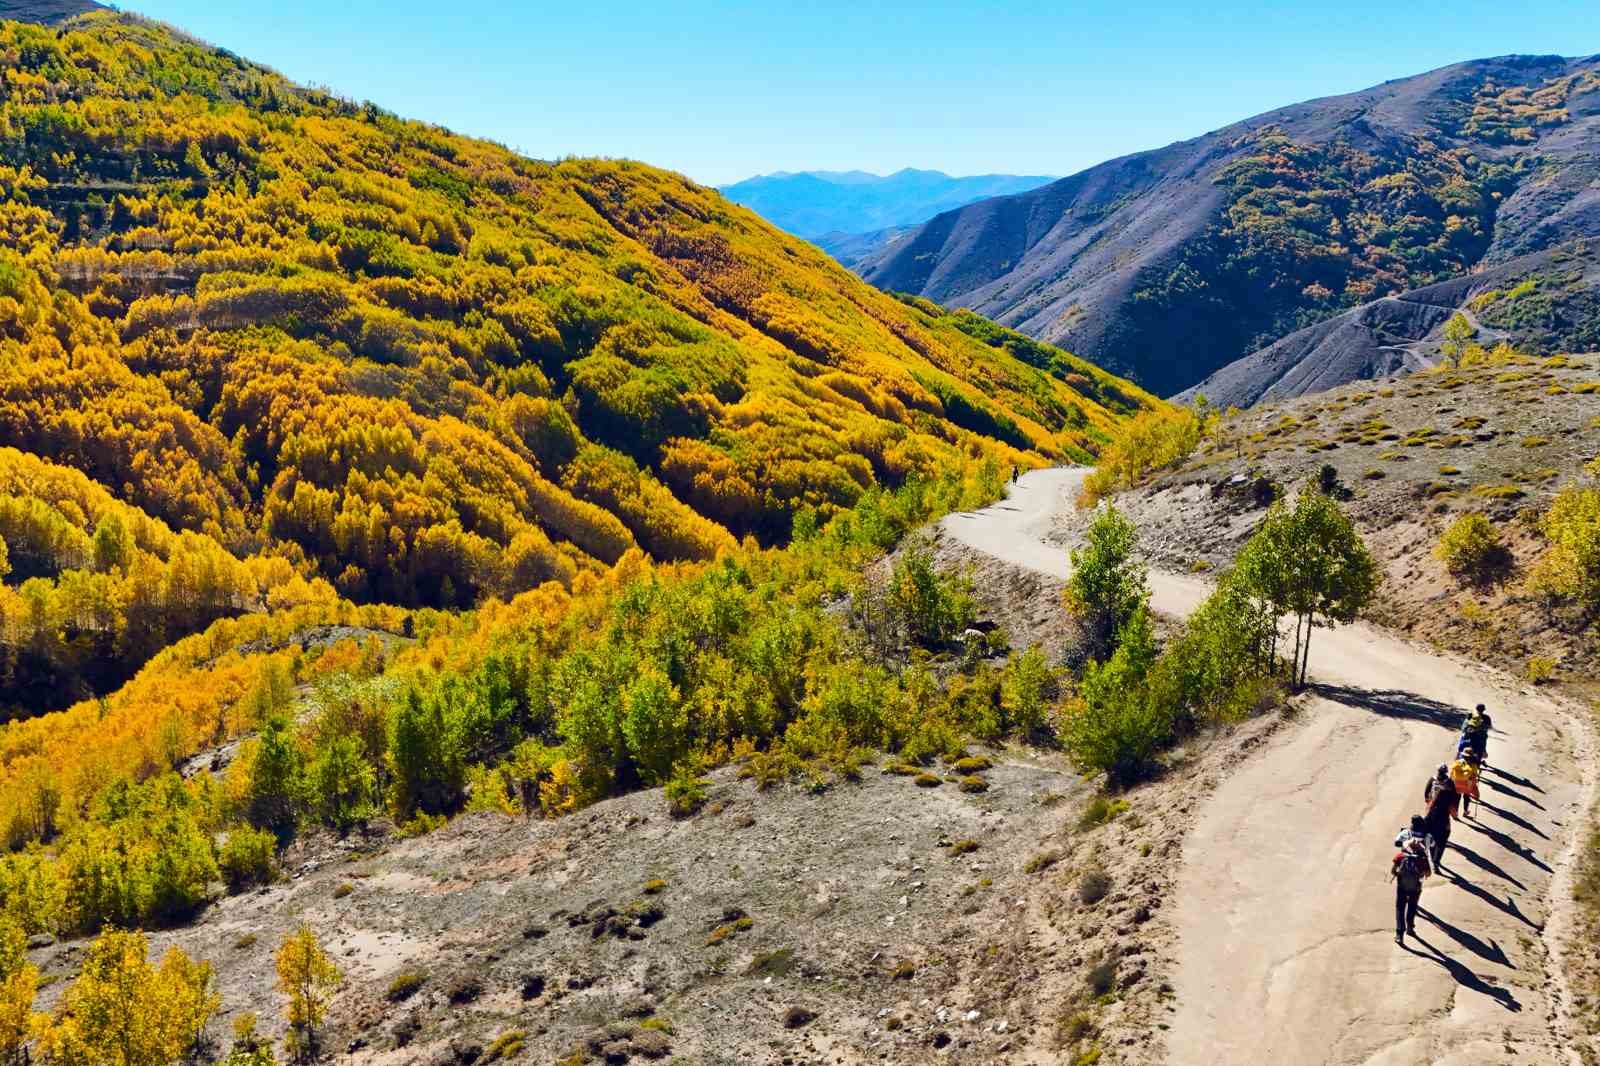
[1474,799,1548,840]
[1309,684,1466,730]
[1449,875,1543,931]
[1416,906,1514,968]
[1481,764,1543,793]
[1448,841,1526,891]
[1466,820,1553,874]
[1480,776,1546,811]
[1402,935,1522,1012]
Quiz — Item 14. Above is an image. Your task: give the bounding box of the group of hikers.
[1389,704,1493,944]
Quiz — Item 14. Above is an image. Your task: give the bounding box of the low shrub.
[218,825,277,892]
[386,969,427,1002]
[1077,795,1129,831]
[952,756,992,773]
[642,878,668,895]
[484,1029,527,1062]
[1077,869,1111,905]
[1435,513,1509,582]
[957,775,988,793]
[913,773,942,788]
[1023,850,1060,874]
[948,839,979,856]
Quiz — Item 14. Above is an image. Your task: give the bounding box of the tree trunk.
[1298,614,1314,689]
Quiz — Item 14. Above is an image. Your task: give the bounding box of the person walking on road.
[1461,704,1491,766]
[1422,764,1459,872]
[1391,814,1434,943]
[1450,751,1481,820]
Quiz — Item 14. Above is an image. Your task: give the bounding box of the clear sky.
[126,0,1599,186]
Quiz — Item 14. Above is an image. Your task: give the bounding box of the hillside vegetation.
[864,54,1600,399]
[0,12,1173,1045]
[0,12,1154,720]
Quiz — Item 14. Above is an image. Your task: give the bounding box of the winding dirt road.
[942,469,1593,1066]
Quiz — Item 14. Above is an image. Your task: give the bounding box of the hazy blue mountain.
[720,168,1056,241]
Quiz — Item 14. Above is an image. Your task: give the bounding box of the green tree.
[1060,606,1165,786]
[619,663,687,785]
[246,716,307,835]
[1000,645,1059,739]
[1236,491,1379,688]
[91,513,131,573]
[387,688,465,817]
[887,537,973,648]
[309,735,376,830]
[1065,505,1149,660]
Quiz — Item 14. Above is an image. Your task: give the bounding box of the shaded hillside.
[864,55,1600,397]
[0,0,103,24]
[0,12,1156,715]
[1181,239,1600,407]
[721,168,1055,242]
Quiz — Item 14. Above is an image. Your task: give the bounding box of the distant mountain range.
[862,55,1600,400]
[719,169,1056,266]
[0,0,104,23]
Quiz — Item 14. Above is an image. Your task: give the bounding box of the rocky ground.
[1086,353,1600,696]
[24,537,1293,1066]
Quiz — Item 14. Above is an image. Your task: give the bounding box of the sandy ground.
[941,469,1596,1066]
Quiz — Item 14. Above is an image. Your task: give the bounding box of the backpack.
[1395,838,1430,881]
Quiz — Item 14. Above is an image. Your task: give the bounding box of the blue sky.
[129,0,1599,186]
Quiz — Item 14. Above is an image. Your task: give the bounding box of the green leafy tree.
[91,512,131,573]
[887,537,974,648]
[1435,512,1507,582]
[246,716,307,835]
[387,689,465,817]
[1060,606,1165,786]
[619,663,687,785]
[1065,505,1149,660]
[1000,645,1060,739]
[308,735,376,830]
[1236,491,1379,688]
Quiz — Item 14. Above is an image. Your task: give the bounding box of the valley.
[0,5,1597,1066]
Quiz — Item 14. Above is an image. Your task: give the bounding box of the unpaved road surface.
[942,469,1593,1066]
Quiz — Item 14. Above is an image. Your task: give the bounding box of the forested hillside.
[0,12,1154,718]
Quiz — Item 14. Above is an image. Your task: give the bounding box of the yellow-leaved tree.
[275,925,340,1062]
[38,928,217,1066]
[0,915,40,1066]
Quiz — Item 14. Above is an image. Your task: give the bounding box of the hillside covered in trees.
[0,11,1155,718]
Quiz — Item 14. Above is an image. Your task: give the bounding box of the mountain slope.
[1180,239,1600,407]
[720,168,1056,240]
[864,55,1600,397]
[0,11,1156,718]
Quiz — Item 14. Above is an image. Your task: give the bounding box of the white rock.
[964,1010,981,1023]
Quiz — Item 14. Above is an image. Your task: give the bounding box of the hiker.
[1461,703,1491,765]
[1450,751,1481,819]
[1422,765,1458,871]
[1391,815,1434,943]
[1011,466,1019,484]
[1424,763,1454,810]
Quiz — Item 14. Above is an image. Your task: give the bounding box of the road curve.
[941,468,1591,1066]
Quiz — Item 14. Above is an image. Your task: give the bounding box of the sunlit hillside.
[0,11,1156,718]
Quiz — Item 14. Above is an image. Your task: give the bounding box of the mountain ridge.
[863,53,1600,398]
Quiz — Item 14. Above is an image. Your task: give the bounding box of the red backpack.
[1394,837,1430,881]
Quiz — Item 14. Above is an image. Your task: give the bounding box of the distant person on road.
[1450,752,1482,819]
[1423,765,1459,872]
[1391,814,1434,943]
[1461,704,1491,765]
[1424,763,1454,810]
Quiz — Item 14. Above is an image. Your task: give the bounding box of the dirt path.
[941,469,1593,1066]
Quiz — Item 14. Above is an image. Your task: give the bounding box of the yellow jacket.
[1450,758,1479,788]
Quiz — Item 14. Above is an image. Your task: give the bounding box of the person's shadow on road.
[1473,799,1548,840]
[1449,841,1527,890]
[1415,906,1513,968]
[1448,875,1543,932]
[1481,764,1543,793]
[1401,934,1522,1012]
[1480,776,1545,811]
[1465,820,1552,874]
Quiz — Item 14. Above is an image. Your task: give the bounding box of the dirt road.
[942,469,1593,1066]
